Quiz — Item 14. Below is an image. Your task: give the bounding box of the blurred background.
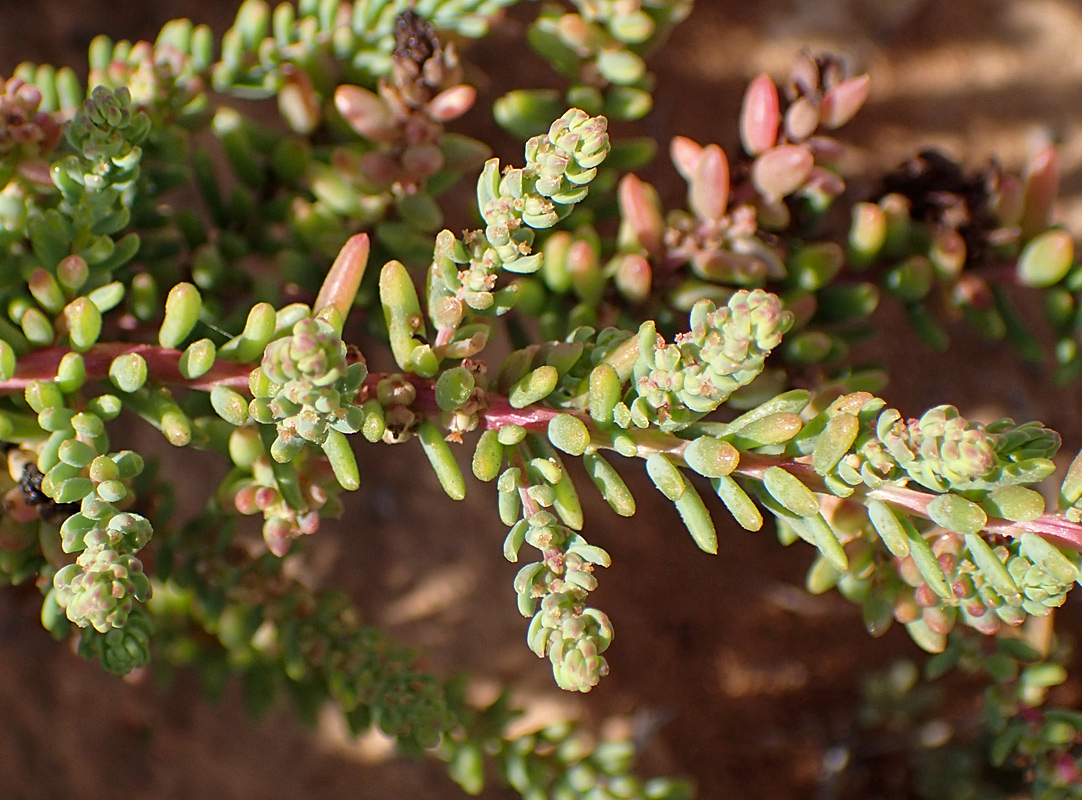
[2,2,1082,798]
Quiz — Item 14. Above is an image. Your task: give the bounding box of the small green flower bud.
[56,352,86,393]
[847,202,887,268]
[361,400,385,443]
[85,281,125,314]
[59,438,97,468]
[472,430,503,482]
[26,380,64,412]
[87,394,122,421]
[159,282,203,349]
[179,338,216,379]
[436,366,475,411]
[220,302,277,363]
[497,424,527,446]
[1017,229,1074,288]
[109,353,148,393]
[509,365,558,408]
[548,414,590,457]
[64,297,102,352]
[28,268,65,314]
[211,386,250,426]
[56,255,89,293]
[21,307,54,345]
[88,455,119,483]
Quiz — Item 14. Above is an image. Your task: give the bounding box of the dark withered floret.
[19,462,79,522]
[882,148,1002,267]
[393,9,437,68]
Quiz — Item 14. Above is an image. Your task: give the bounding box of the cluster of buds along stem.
[627,289,793,431]
[334,10,477,194]
[0,74,62,187]
[86,27,213,125]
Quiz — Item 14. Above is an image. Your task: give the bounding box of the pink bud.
[820,74,870,129]
[751,144,813,201]
[783,96,820,142]
[1021,145,1059,238]
[255,486,278,510]
[556,13,592,50]
[426,84,476,122]
[401,141,445,179]
[278,65,322,135]
[740,73,780,155]
[358,150,398,188]
[689,144,730,221]
[802,166,845,201]
[335,84,398,142]
[263,517,293,557]
[803,136,845,164]
[995,172,1024,227]
[613,253,652,303]
[670,135,703,181]
[297,511,321,535]
[234,484,259,515]
[617,174,665,256]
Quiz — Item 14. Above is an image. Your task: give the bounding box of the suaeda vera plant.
[2,1,1082,796]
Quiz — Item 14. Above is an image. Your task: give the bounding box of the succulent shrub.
[2,1,1082,797]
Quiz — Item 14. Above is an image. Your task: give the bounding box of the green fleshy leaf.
[866,500,910,558]
[964,533,1020,602]
[472,430,503,482]
[762,466,819,517]
[417,420,465,501]
[683,437,739,479]
[926,494,987,536]
[711,475,763,531]
[583,452,635,517]
[547,414,590,457]
[1019,533,1079,585]
[983,485,1044,522]
[805,513,848,571]
[812,413,859,475]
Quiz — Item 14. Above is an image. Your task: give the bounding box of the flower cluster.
[250,315,367,461]
[0,75,62,174]
[627,289,793,430]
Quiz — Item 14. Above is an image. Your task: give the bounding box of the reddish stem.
[5,343,1082,550]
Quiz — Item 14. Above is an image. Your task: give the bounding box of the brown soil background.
[3,1,1082,798]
